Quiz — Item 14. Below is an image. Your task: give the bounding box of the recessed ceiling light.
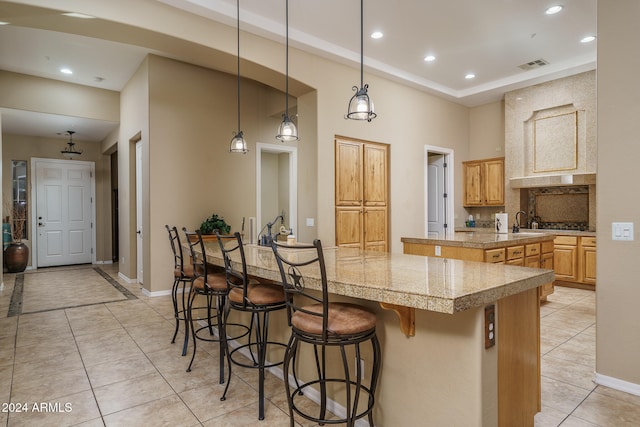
[62,12,96,19]
[545,5,564,15]
[424,55,436,62]
[0,21,10,25]
[465,73,476,80]
[60,68,73,75]
[581,35,596,43]
[370,31,383,39]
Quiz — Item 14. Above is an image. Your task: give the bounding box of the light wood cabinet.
[539,240,555,300]
[335,137,389,251]
[463,157,504,206]
[580,237,597,285]
[553,235,596,288]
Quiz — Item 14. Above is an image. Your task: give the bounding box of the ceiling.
[0,0,597,143]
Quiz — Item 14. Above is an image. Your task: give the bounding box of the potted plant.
[3,202,29,273]
[200,213,231,235]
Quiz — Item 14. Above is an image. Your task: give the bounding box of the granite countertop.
[401,231,556,250]
[192,241,554,315]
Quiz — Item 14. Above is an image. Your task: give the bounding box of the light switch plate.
[306,218,314,227]
[612,222,634,241]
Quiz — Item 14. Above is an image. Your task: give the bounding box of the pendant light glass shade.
[346,0,377,122]
[276,0,299,142]
[229,0,248,153]
[276,114,298,141]
[61,130,83,159]
[230,131,248,153]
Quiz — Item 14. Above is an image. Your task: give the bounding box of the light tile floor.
[0,265,639,426]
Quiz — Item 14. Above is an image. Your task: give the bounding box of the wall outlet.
[306,218,315,227]
[485,305,496,349]
[435,245,441,256]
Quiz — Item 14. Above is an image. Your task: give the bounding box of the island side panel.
[376,303,498,427]
[497,286,541,427]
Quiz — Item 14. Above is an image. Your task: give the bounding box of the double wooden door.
[335,136,389,252]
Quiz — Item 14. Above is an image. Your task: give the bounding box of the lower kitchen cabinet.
[553,235,596,289]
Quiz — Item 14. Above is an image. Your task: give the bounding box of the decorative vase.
[4,242,29,273]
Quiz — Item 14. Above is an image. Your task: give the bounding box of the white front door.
[35,159,93,267]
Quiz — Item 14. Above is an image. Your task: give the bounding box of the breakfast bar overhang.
[190,240,554,426]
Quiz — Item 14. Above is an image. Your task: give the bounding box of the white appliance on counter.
[495,213,508,234]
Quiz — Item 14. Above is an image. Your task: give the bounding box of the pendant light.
[229,0,248,153]
[346,0,376,122]
[60,130,83,159]
[275,0,299,141]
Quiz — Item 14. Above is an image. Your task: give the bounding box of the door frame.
[255,143,298,242]
[30,157,97,268]
[424,145,454,237]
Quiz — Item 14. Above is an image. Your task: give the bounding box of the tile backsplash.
[525,186,590,230]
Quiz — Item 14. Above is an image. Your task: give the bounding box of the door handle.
[38,222,44,227]
[136,230,141,235]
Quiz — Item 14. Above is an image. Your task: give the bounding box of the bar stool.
[216,231,288,420]
[165,225,194,356]
[271,239,381,427]
[182,228,249,379]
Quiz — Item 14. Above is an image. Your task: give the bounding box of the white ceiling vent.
[518,59,549,70]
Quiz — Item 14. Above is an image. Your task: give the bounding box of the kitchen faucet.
[258,212,285,246]
[513,211,527,233]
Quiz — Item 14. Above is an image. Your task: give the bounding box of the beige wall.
[596,0,640,389]
[0,70,119,123]
[469,100,505,159]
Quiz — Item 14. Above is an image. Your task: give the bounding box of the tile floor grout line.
[556,387,598,426]
[63,305,108,427]
[101,291,205,425]
[93,267,138,300]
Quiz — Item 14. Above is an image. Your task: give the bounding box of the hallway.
[0,264,638,426]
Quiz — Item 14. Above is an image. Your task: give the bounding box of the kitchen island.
[191,241,554,426]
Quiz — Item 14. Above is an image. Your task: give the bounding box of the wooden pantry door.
[335,136,389,252]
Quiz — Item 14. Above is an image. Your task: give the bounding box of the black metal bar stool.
[182,228,249,378]
[271,239,381,427]
[216,231,288,420]
[165,225,195,356]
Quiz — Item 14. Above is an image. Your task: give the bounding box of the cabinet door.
[363,144,388,207]
[581,246,597,285]
[463,162,483,206]
[554,244,578,282]
[364,207,388,252]
[539,252,555,300]
[335,208,362,248]
[335,140,363,206]
[484,159,504,206]
[525,256,540,269]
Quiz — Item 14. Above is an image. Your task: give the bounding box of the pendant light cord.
[360,0,364,89]
[236,0,241,132]
[285,0,290,115]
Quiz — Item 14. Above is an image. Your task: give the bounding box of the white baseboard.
[95,260,114,265]
[198,320,371,427]
[141,287,173,297]
[118,272,137,284]
[594,373,640,397]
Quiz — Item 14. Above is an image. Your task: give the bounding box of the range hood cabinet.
[510,173,596,189]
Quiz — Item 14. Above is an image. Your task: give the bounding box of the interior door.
[136,141,143,284]
[427,154,446,238]
[36,159,93,267]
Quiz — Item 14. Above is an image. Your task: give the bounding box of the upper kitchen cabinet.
[463,157,504,207]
